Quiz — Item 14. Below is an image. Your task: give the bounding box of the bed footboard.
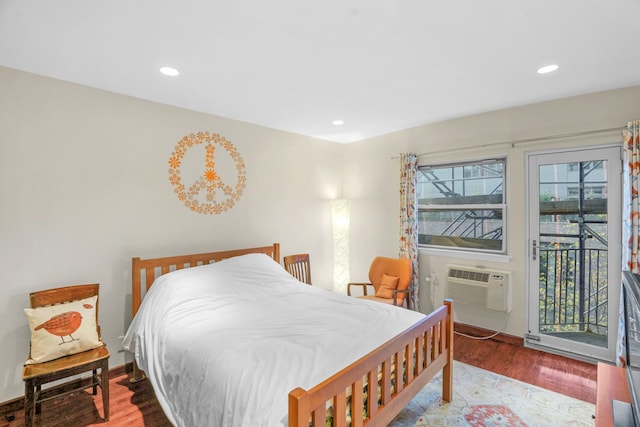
[289,299,453,427]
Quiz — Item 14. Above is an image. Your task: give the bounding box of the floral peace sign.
[168,132,246,214]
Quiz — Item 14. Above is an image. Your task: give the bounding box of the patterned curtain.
[619,120,640,365]
[399,153,419,310]
[623,120,640,272]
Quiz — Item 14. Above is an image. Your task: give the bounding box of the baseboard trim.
[0,363,130,419]
[454,322,523,346]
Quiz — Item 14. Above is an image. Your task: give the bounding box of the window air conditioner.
[445,264,512,312]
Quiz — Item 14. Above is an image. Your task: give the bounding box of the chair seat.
[23,345,110,380]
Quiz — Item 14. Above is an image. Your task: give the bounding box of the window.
[417,158,506,254]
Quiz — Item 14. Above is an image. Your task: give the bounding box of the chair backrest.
[30,284,101,330]
[368,257,412,305]
[283,254,312,285]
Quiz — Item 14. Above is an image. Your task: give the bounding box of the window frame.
[417,157,508,255]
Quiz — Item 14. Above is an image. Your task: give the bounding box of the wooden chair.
[22,284,110,426]
[347,257,413,309]
[283,253,312,284]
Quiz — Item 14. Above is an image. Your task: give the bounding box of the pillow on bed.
[24,295,103,365]
[375,274,400,299]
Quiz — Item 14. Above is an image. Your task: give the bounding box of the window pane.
[418,209,503,251]
[418,162,504,204]
[418,158,505,253]
[540,161,607,203]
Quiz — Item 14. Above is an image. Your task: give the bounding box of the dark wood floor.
[1,333,597,426]
[454,333,597,404]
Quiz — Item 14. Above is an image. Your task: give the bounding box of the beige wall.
[344,85,640,343]
[0,66,343,402]
[2,63,639,403]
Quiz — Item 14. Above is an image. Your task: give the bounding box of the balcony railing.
[538,247,608,335]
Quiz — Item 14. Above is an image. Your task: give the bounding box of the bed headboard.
[131,243,280,318]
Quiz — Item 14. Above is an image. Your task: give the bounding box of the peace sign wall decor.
[168,132,246,214]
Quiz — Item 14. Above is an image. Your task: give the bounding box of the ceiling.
[1,1,639,143]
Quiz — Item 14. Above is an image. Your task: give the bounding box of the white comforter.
[122,253,425,427]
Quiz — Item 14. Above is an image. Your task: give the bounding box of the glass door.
[527,146,621,362]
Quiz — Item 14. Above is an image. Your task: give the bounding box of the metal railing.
[538,247,608,335]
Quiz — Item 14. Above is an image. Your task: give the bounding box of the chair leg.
[92,368,98,395]
[24,379,35,427]
[101,359,110,421]
[35,384,41,415]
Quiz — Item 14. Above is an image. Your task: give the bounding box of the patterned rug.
[388,361,595,427]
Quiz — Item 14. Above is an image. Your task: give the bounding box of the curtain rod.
[391,126,623,159]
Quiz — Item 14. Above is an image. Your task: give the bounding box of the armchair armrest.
[393,288,412,308]
[347,282,373,296]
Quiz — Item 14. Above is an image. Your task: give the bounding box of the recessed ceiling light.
[332,120,344,126]
[537,64,559,74]
[160,67,180,77]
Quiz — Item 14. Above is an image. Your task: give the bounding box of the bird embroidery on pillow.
[34,303,92,345]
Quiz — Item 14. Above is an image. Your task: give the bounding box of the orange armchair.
[347,257,412,309]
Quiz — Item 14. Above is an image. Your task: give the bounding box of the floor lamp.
[331,199,350,293]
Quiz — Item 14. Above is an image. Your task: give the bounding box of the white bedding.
[122,253,425,427]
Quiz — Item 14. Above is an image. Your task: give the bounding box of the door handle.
[532,239,537,261]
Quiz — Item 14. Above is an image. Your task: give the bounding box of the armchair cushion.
[375,274,399,299]
[24,295,103,364]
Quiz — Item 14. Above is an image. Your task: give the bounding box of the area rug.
[388,361,595,427]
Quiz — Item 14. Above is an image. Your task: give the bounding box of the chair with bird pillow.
[22,283,110,426]
[347,256,413,309]
[283,253,312,285]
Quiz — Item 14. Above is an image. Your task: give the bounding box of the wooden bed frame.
[130,243,453,426]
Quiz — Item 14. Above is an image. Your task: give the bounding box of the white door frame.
[525,144,622,363]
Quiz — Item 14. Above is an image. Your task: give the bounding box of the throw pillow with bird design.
[24,295,103,364]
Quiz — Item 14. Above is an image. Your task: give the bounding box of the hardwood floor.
[454,333,597,404]
[1,334,597,426]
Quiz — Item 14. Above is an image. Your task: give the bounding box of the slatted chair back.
[284,254,312,285]
[30,284,101,333]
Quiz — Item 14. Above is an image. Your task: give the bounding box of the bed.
[122,243,453,427]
